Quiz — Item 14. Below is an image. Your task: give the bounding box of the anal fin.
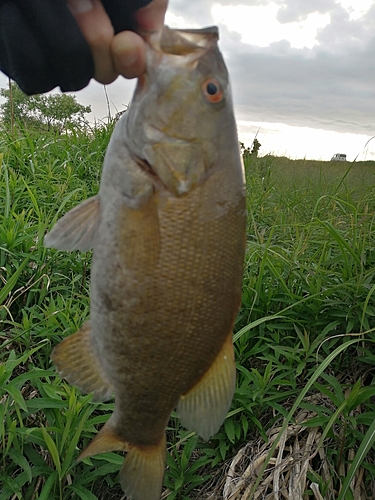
[51,322,113,402]
[44,195,100,251]
[78,418,129,460]
[177,333,236,440]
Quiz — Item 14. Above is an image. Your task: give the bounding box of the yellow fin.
[177,334,236,440]
[120,435,166,500]
[51,322,113,402]
[79,422,166,500]
[44,195,100,251]
[78,420,129,460]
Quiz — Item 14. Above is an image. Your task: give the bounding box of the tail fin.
[78,420,166,500]
[120,435,166,500]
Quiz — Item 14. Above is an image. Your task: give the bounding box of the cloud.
[211,3,331,49]
[166,0,215,26]
[276,0,337,23]
[0,0,372,159]
[229,41,375,135]
[167,0,375,137]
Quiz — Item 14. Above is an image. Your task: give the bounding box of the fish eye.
[207,82,218,95]
[202,78,224,103]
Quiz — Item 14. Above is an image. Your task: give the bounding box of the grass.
[1,123,375,499]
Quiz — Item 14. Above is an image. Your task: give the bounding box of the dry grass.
[185,395,373,500]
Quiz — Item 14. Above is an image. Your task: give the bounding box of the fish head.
[126,26,233,197]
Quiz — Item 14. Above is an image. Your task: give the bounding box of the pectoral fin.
[44,195,100,251]
[51,322,113,402]
[177,334,236,440]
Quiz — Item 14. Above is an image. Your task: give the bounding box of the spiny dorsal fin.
[51,322,113,402]
[44,195,100,251]
[177,333,236,440]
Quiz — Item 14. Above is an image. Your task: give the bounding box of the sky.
[0,0,374,160]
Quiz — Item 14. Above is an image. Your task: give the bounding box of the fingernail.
[68,0,94,14]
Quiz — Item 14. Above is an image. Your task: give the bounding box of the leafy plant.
[0,82,91,131]
[1,127,375,499]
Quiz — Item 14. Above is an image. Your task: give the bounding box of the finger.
[111,31,146,80]
[67,0,117,84]
[111,0,168,80]
[136,0,168,31]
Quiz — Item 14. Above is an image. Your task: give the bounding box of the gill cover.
[126,26,230,197]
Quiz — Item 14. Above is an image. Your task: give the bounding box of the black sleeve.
[0,0,152,95]
[101,0,152,34]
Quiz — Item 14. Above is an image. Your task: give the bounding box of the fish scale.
[45,25,246,500]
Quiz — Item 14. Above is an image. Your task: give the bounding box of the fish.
[44,25,246,500]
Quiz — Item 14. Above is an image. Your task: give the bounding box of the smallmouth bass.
[45,25,246,500]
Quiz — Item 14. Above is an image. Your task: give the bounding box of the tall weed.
[1,132,375,498]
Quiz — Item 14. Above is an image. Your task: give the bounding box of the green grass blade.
[41,426,62,478]
[337,418,375,500]
[37,471,58,500]
[61,404,95,477]
[68,484,99,500]
[317,219,361,266]
[5,384,27,412]
[7,449,33,483]
[311,399,348,452]
[0,256,30,305]
[22,179,43,220]
[1,154,11,219]
[233,314,284,342]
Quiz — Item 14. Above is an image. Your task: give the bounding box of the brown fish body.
[45,26,246,500]
[92,129,245,445]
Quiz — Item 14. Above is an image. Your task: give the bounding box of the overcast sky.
[1,0,374,160]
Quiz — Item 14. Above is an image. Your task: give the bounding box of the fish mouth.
[159,26,219,55]
[140,25,219,58]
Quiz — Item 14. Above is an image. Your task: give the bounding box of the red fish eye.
[202,78,224,103]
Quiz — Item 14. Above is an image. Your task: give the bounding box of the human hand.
[0,0,167,94]
[68,0,168,84]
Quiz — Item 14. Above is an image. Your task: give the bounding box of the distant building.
[331,153,347,161]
